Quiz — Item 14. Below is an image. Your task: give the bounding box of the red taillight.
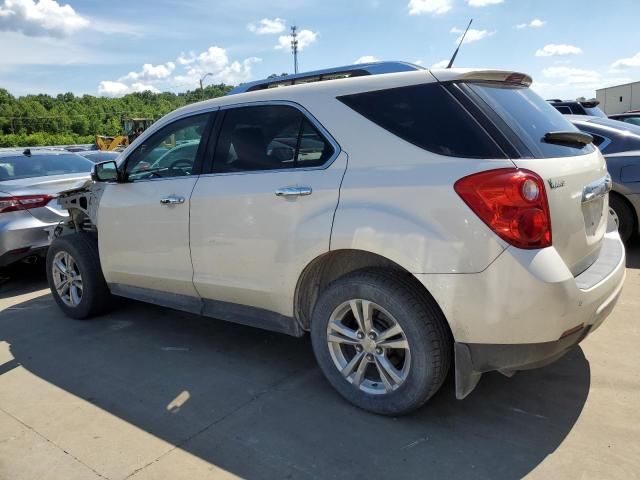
[0,195,53,214]
[454,168,552,249]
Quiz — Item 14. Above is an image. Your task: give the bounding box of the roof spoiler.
[455,70,532,87]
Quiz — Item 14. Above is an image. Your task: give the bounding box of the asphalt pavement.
[0,243,639,480]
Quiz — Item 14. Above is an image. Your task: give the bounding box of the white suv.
[47,66,626,415]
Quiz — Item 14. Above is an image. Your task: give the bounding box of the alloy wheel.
[326,299,411,395]
[51,251,83,307]
[609,206,620,228]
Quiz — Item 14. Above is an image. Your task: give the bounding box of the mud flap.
[454,342,482,399]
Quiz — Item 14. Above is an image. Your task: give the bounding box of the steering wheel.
[167,159,193,175]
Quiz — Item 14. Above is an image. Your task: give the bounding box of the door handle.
[275,186,312,197]
[160,196,185,205]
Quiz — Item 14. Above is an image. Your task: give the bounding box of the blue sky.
[1,0,639,99]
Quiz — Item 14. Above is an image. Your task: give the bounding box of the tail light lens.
[0,195,53,214]
[454,168,552,249]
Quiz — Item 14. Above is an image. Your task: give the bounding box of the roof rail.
[226,61,424,95]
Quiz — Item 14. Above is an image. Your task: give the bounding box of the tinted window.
[584,107,607,118]
[79,151,120,163]
[213,105,334,173]
[576,120,640,154]
[555,106,572,115]
[623,117,640,126]
[297,120,334,165]
[466,83,595,158]
[0,153,92,181]
[126,113,210,180]
[338,83,504,159]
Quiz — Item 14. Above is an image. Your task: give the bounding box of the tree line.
[0,84,232,148]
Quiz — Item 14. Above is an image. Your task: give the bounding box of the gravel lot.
[1,243,639,480]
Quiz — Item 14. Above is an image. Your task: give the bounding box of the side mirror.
[92,160,119,182]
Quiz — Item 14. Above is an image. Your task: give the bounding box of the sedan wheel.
[51,251,83,307]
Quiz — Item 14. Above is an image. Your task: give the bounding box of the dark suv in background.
[548,99,607,118]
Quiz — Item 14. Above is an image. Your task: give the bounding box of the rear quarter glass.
[337,83,506,159]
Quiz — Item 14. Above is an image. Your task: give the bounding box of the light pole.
[199,72,214,98]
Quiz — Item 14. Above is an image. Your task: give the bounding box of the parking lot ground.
[0,243,639,480]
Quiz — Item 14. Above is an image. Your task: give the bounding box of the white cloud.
[97,80,159,97]
[173,47,262,88]
[414,60,424,65]
[408,0,452,15]
[542,66,600,84]
[97,81,130,97]
[354,55,379,64]
[275,29,317,51]
[120,62,176,82]
[535,44,582,57]
[450,26,495,44]
[177,52,196,65]
[0,0,89,37]
[467,0,503,6]
[610,52,640,70]
[516,18,545,29]
[431,59,449,69]
[247,17,285,35]
[98,46,262,97]
[534,66,632,99]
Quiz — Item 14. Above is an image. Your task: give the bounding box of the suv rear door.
[189,103,346,324]
[98,112,214,305]
[459,81,610,274]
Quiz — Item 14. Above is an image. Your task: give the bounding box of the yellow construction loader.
[95,118,154,151]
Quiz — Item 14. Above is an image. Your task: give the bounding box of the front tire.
[46,233,112,319]
[311,269,452,415]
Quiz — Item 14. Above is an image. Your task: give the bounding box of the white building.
[596,81,640,114]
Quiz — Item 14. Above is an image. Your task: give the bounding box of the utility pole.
[291,25,299,74]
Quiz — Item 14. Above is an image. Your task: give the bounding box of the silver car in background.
[568,115,640,242]
[0,149,92,268]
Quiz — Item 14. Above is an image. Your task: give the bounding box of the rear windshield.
[337,83,505,159]
[0,153,92,181]
[465,83,595,158]
[584,106,607,118]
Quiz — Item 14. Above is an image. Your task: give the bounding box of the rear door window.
[464,83,595,158]
[213,105,334,173]
[338,83,505,159]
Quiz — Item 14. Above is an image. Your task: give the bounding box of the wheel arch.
[294,249,451,336]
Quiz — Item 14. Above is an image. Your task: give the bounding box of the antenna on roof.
[291,25,299,74]
[447,18,473,69]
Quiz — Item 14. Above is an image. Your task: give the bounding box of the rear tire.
[46,233,112,319]
[609,194,635,243]
[310,269,452,416]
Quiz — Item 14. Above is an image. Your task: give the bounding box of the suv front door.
[98,112,214,307]
[189,104,346,325]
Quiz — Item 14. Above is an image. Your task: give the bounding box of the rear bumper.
[454,327,591,398]
[416,225,626,398]
[416,227,625,345]
[0,211,54,267]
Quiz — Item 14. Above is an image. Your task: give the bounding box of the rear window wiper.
[542,131,593,148]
